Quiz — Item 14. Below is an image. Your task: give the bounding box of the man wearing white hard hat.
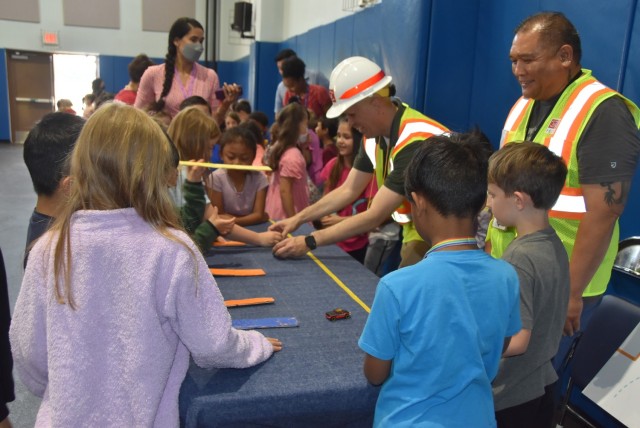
[271,56,449,266]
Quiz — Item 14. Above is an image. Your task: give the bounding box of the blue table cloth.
[179,224,381,427]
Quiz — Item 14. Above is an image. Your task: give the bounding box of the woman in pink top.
[135,17,240,124]
[265,103,309,220]
[316,117,373,263]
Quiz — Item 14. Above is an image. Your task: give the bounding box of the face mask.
[298,133,309,144]
[182,42,203,62]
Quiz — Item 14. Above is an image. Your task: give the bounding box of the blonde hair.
[168,106,220,160]
[49,103,194,308]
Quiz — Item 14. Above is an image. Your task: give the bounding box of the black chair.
[557,295,640,427]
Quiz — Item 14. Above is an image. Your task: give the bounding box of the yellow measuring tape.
[179,160,272,172]
[305,250,371,313]
[270,221,371,313]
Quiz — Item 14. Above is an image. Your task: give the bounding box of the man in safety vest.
[487,12,640,368]
[270,56,449,266]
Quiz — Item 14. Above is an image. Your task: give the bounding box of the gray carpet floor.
[1,142,40,427]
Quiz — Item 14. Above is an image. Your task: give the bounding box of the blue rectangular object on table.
[179,222,380,427]
[232,317,299,329]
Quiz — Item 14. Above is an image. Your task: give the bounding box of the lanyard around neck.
[424,237,477,258]
[175,66,197,99]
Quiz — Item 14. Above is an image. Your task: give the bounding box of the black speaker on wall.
[231,1,252,33]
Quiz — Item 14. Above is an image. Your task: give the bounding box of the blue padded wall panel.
[217,56,249,96]
[423,0,479,133]
[317,24,336,79]
[469,1,537,147]
[99,55,164,96]
[618,0,640,240]
[248,41,281,123]
[351,0,429,108]
[0,49,10,141]
[295,27,323,79]
[333,16,354,66]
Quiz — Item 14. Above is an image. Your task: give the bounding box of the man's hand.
[268,216,301,237]
[272,235,308,258]
[563,295,583,336]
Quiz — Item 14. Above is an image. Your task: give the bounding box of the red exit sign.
[42,31,59,46]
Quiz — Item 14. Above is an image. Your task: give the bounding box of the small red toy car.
[325,308,351,321]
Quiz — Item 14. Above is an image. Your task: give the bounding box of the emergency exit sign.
[42,31,59,46]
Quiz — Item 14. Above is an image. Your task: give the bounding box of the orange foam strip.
[224,297,275,307]
[213,240,247,247]
[210,268,266,277]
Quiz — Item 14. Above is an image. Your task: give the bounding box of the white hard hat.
[325,56,393,118]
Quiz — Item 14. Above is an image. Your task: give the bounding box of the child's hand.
[320,214,342,228]
[208,206,235,235]
[266,337,282,352]
[185,158,207,183]
[257,231,283,247]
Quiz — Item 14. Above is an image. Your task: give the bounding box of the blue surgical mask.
[182,42,204,62]
[298,133,309,144]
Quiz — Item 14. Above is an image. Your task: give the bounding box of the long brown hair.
[49,103,193,308]
[267,103,306,170]
[325,117,361,192]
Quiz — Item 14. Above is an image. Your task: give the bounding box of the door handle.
[15,97,52,104]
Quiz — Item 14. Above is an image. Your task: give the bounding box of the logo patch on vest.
[545,119,561,134]
[611,161,617,169]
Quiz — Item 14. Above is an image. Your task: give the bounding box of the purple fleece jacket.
[10,208,273,427]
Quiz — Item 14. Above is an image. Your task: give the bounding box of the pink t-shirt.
[319,158,374,252]
[134,63,221,118]
[266,147,309,220]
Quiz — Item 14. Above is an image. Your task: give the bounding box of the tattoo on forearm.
[600,181,629,206]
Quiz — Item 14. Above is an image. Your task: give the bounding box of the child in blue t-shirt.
[358,131,521,427]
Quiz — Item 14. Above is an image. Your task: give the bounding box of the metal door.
[6,50,54,143]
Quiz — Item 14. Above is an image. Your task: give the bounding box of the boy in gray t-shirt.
[487,142,570,428]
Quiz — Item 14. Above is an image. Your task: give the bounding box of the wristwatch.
[304,235,317,251]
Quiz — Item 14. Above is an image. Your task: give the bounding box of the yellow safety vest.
[489,69,640,296]
[363,104,449,243]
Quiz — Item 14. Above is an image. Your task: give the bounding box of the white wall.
[0,0,356,61]
[217,0,356,61]
[281,0,354,40]
[0,0,207,58]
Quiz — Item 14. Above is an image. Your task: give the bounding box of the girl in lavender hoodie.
[10,103,281,427]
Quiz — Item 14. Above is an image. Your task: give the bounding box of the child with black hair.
[206,126,270,226]
[315,116,338,166]
[359,132,521,427]
[23,112,85,261]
